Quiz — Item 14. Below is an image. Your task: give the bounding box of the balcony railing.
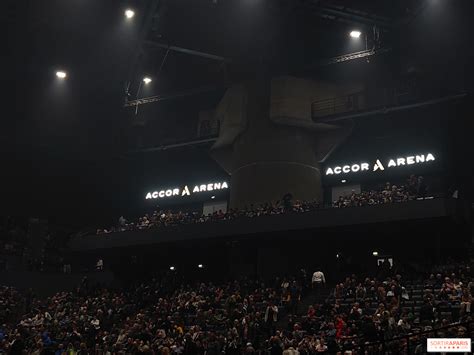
[311,91,365,119]
[311,79,442,120]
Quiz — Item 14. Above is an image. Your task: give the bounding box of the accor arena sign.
[145,181,229,200]
[325,153,435,176]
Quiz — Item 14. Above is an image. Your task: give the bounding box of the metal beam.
[144,40,230,62]
[126,0,161,84]
[314,93,468,124]
[308,1,393,29]
[124,47,392,108]
[299,47,391,74]
[130,138,218,154]
[317,47,391,66]
[124,85,228,107]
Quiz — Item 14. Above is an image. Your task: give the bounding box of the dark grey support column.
[212,76,354,209]
[230,78,321,207]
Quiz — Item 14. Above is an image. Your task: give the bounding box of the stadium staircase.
[275,286,333,330]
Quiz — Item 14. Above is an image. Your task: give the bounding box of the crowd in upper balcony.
[332,175,429,208]
[96,199,321,235]
[96,175,434,235]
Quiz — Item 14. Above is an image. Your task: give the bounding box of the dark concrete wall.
[0,271,115,297]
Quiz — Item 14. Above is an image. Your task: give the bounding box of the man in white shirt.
[312,269,326,285]
[312,268,326,302]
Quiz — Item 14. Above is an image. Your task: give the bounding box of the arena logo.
[325,153,435,176]
[145,181,229,200]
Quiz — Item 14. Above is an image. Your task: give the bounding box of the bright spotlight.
[350,30,362,38]
[211,195,216,199]
[198,264,204,269]
[169,266,175,271]
[341,180,347,183]
[372,251,379,256]
[56,71,67,79]
[125,9,135,19]
[143,77,152,84]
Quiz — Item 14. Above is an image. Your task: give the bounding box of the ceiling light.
[372,251,379,256]
[56,71,67,79]
[143,77,152,84]
[125,9,135,19]
[350,30,362,38]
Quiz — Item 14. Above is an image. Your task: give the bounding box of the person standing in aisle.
[312,267,326,302]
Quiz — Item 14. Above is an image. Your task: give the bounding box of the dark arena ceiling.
[128,0,430,90]
[4,0,473,219]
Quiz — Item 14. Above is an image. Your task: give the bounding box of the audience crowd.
[97,200,320,235]
[97,175,432,235]
[0,275,300,354]
[0,261,471,354]
[0,286,23,326]
[333,175,429,208]
[291,262,472,354]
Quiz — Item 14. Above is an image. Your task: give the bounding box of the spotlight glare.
[143,77,152,84]
[372,251,379,256]
[341,180,347,183]
[169,266,175,271]
[211,195,216,199]
[198,264,204,269]
[56,71,67,79]
[350,30,362,38]
[125,9,135,19]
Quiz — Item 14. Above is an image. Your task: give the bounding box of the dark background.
[5,0,474,227]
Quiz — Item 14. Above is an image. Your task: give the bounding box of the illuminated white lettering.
[416,155,425,163]
[182,186,191,196]
[323,152,435,179]
[146,181,229,200]
[373,160,385,171]
[351,164,360,172]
